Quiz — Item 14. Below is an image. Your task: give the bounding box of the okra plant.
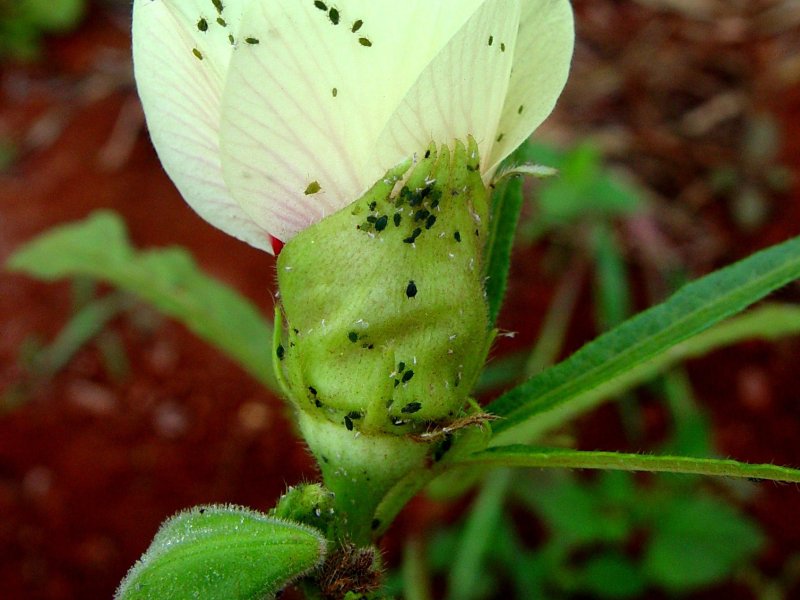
[57,0,799,598]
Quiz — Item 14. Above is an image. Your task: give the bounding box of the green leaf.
[484,175,524,327]
[486,236,800,443]
[28,291,130,380]
[115,505,327,600]
[20,0,86,32]
[592,224,632,331]
[457,445,800,484]
[579,553,646,599]
[6,211,278,391]
[514,472,630,545]
[643,497,763,591]
[517,143,642,242]
[446,470,511,600]
[484,304,800,440]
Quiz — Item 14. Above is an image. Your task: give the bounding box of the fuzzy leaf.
[115,505,327,600]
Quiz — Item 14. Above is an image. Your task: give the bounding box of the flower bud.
[274,139,495,542]
[276,138,493,435]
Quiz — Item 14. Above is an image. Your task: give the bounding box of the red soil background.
[1,1,799,598]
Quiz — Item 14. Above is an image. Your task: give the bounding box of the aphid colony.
[275,139,491,441]
[313,1,372,47]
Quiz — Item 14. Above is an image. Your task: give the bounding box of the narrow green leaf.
[483,304,800,441]
[592,224,631,331]
[484,176,524,327]
[115,505,327,600]
[6,211,278,391]
[457,445,800,484]
[32,291,130,379]
[486,236,800,443]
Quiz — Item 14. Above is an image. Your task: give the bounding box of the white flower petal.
[487,0,575,173]
[133,0,274,253]
[374,0,522,178]
[218,0,484,242]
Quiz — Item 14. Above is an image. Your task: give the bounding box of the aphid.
[217,17,226,27]
[329,8,340,25]
[371,519,381,530]
[375,215,388,231]
[496,133,504,142]
[245,37,259,44]
[314,0,327,10]
[197,18,208,32]
[425,214,437,229]
[454,231,462,242]
[401,402,421,414]
[308,386,317,396]
[402,370,414,383]
[358,37,372,47]
[212,0,224,13]
[501,42,506,52]
[414,209,429,222]
[348,331,358,343]
[488,35,494,46]
[351,19,363,32]
[332,87,338,97]
[305,181,321,195]
[192,48,203,60]
[406,280,417,298]
[344,415,354,431]
[393,213,401,227]
[398,362,406,372]
[347,411,363,420]
[403,227,422,244]
[518,104,524,114]
[276,344,285,360]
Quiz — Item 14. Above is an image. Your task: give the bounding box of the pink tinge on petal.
[270,236,286,256]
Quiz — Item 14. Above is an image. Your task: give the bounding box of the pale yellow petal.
[374,0,522,179]
[133,0,274,252]
[218,0,484,242]
[487,0,575,174]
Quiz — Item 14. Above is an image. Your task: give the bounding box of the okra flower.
[132,0,574,253]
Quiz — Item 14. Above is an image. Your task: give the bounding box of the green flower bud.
[275,139,495,542]
[277,138,493,434]
[272,483,336,536]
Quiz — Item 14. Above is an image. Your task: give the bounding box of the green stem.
[456,445,800,483]
[296,411,429,545]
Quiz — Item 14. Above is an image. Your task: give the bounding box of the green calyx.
[275,138,495,542]
[276,138,493,434]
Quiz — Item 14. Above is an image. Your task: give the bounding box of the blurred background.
[1,1,799,598]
